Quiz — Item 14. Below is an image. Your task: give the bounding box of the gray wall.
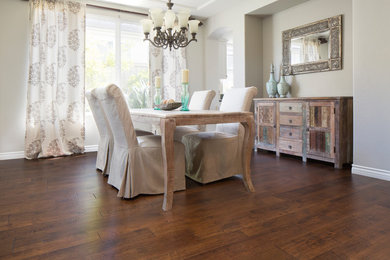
[0,0,29,155]
[261,0,353,97]
[351,0,390,177]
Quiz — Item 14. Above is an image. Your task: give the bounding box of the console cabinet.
[254,97,353,169]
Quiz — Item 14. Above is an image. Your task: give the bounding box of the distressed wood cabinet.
[254,97,353,169]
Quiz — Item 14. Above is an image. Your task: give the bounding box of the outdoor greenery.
[123,71,150,108]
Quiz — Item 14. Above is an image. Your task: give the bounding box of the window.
[86,10,149,108]
[221,41,234,93]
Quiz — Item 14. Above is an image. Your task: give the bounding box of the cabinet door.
[306,102,335,158]
[256,102,276,149]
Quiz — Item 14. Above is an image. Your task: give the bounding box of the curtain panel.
[149,45,187,102]
[25,0,86,159]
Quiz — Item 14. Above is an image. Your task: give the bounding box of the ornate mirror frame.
[282,15,342,75]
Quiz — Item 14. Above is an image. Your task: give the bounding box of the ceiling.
[94,0,241,18]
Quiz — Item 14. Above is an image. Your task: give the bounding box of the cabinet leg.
[276,151,280,157]
[334,162,342,169]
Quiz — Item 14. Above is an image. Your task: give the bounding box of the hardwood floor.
[1,151,390,259]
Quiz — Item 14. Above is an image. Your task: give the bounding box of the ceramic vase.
[277,69,290,98]
[266,64,277,98]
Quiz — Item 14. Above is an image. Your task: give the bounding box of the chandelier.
[141,0,200,51]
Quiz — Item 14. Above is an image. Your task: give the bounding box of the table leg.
[160,118,176,211]
[241,116,255,192]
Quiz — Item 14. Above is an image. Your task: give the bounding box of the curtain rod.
[20,0,148,16]
[21,1,203,26]
[86,4,148,16]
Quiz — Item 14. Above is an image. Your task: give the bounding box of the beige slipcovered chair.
[86,91,113,174]
[181,87,258,184]
[86,90,152,175]
[92,84,186,198]
[174,90,216,142]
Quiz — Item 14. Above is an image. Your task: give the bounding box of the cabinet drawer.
[279,139,303,154]
[280,102,303,113]
[280,126,302,140]
[280,115,303,126]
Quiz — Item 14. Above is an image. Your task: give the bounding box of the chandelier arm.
[143,38,163,48]
[178,38,197,48]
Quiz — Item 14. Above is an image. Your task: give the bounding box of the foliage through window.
[86,11,150,109]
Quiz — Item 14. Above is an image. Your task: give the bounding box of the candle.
[182,69,189,83]
[155,76,161,88]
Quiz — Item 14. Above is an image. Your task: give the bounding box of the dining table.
[130,109,256,211]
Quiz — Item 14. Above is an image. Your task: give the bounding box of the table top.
[130,109,253,126]
[130,109,252,118]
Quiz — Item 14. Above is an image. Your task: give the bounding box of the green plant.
[125,71,150,108]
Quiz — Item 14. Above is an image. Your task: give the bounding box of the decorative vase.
[180,83,190,111]
[154,88,161,110]
[277,69,290,98]
[266,64,278,98]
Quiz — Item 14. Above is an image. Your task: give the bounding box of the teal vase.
[154,88,161,110]
[266,64,277,98]
[180,83,190,111]
[277,73,290,98]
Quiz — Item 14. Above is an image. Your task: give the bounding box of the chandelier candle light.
[141,0,200,50]
[181,69,190,111]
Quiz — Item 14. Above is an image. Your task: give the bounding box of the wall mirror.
[282,15,342,75]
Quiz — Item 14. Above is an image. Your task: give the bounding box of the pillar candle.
[182,69,189,83]
[155,76,161,88]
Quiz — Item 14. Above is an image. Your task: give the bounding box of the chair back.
[92,85,138,148]
[86,91,111,138]
[189,90,216,110]
[216,86,258,134]
[219,87,257,112]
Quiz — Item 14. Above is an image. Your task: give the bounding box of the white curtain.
[303,38,320,63]
[149,45,187,102]
[25,0,86,159]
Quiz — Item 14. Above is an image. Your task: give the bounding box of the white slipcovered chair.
[92,84,186,198]
[181,87,258,184]
[173,90,216,142]
[86,91,113,174]
[86,90,152,175]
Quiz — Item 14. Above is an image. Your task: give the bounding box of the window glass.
[221,41,234,93]
[85,12,150,109]
[121,22,149,108]
[86,17,116,92]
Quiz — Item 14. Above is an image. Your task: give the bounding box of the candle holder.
[180,83,189,111]
[154,88,161,110]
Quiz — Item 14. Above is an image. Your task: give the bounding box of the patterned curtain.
[149,45,187,102]
[25,0,86,159]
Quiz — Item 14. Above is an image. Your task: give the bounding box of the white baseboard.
[352,164,390,181]
[0,151,25,160]
[0,145,99,161]
[84,145,98,153]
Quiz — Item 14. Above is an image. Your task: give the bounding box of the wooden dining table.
[130,109,256,211]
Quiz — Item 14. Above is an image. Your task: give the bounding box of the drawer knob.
[289,119,293,123]
[288,145,292,149]
[289,132,292,136]
[289,106,292,110]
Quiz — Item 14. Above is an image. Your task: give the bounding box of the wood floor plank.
[1,151,390,258]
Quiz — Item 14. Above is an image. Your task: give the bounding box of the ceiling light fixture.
[141,0,200,51]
